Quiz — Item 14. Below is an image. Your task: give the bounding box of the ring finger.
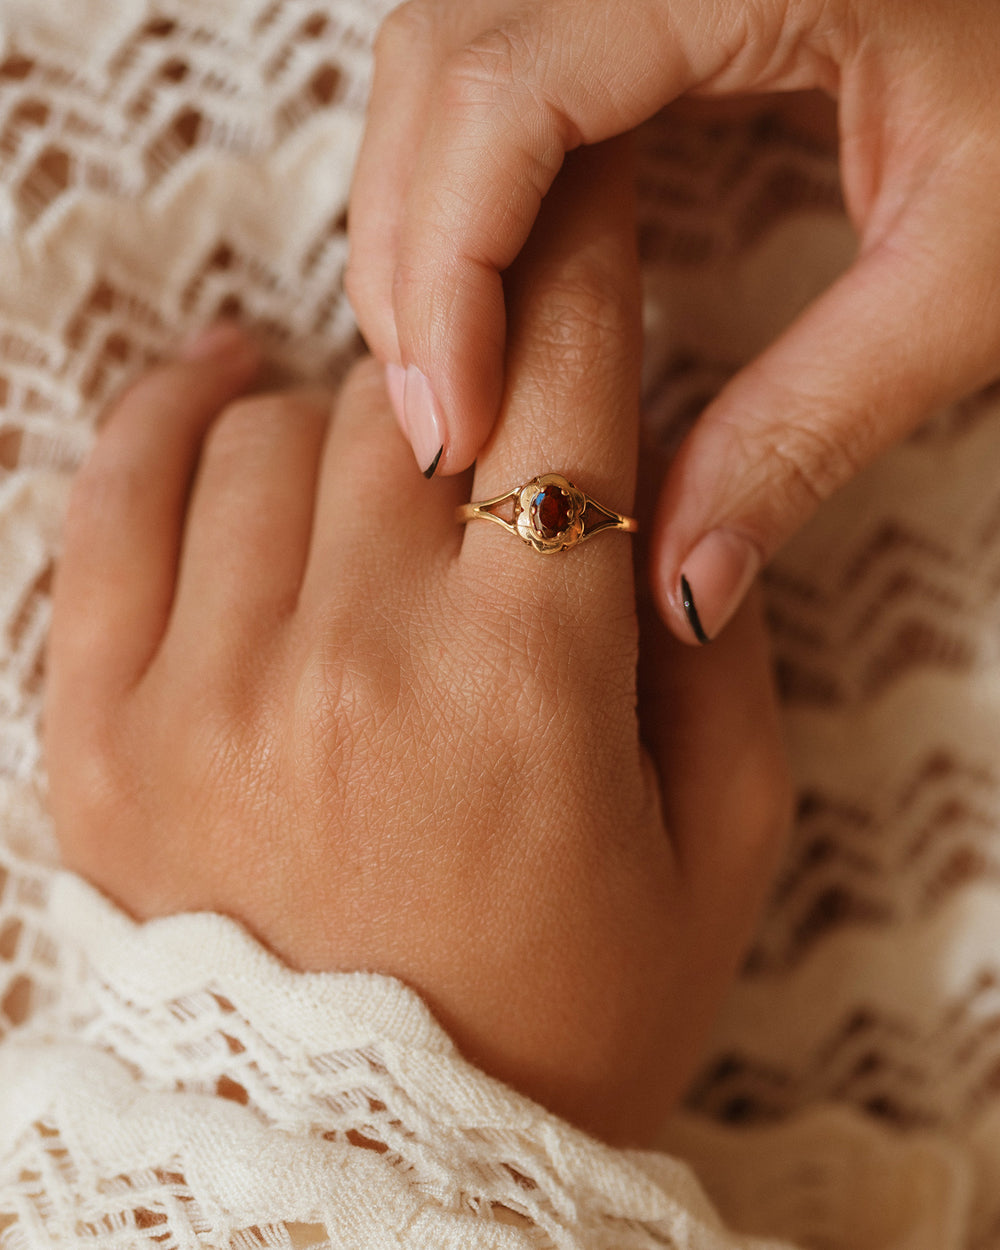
[462,138,643,622]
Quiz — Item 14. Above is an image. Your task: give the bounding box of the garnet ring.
[456,472,638,554]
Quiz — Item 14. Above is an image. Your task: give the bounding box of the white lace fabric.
[0,868,972,1249]
[1,1,999,1247]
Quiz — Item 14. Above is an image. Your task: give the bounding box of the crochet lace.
[0,1,998,1245]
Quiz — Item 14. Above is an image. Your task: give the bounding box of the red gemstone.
[533,484,570,538]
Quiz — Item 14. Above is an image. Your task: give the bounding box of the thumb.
[653,216,1000,644]
[375,0,831,477]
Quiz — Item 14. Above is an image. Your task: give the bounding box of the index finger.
[462,139,642,592]
[385,0,750,477]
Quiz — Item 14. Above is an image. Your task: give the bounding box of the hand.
[46,143,790,1146]
[346,0,1000,642]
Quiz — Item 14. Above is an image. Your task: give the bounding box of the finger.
[652,182,1000,643]
[347,0,515,450]
[637,582,792,934]
[49,325,260,698]
[345,2,442,370]
[462,138,641,608]
[300,358,467,608]
[383,0,831,476]
[164,389,332,653]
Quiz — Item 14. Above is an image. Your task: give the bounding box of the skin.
[45,144,790,1147]
[346,0,1000,644]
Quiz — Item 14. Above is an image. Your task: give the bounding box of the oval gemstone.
[532,484,571,539]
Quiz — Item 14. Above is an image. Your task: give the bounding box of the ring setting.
[456,472,637,554]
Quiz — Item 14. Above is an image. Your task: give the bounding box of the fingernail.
[179,321,252,362]
[402,364,444,478]
[678,529,760,644]
[680,575,710,645]
[385,363,407,434]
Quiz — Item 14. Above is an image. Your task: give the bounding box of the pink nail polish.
[678,529,760,643]
[385,363,408,434]
[402,364,444,478]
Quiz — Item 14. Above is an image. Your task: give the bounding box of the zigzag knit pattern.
[0,2,998,1247]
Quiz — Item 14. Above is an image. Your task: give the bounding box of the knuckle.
[442,21,579,152]
[66,457,143,542]
[701,736,794,886]
[390,251,435,314]
[735,748,795,867]
[203,393,312,462]
[211,392,287,436]
[439,24,530,114]
[375,1,434,61]
[526,267,631,372]
[764,416,866,513]
[104,361,176,416]
[543,269,628,341]
[722,393,872,529]
[198,713,271,815]
[293,630,395,792]
[751,747,795,841]
[454,568,595,708]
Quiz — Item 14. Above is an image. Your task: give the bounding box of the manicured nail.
[680,575,710,645]
[421,446,443,478]
[402,364,444,478]
[179,321,252,362]
[678,529,760,644]
[385,363,407,434]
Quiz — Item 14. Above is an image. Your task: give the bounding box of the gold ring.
[456,472,638,554]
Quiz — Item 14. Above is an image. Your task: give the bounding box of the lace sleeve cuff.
[0,869,971,1249]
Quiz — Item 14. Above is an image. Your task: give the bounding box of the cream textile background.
[0,1,998,1246]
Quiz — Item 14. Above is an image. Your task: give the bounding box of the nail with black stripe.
[399,364,445,481]
[680,574,710,646]
[422,445,443,479]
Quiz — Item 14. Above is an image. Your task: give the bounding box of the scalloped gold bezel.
[514,473,586,553]
[456,472,638,552]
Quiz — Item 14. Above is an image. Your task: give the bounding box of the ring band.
[456,472,638,554]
